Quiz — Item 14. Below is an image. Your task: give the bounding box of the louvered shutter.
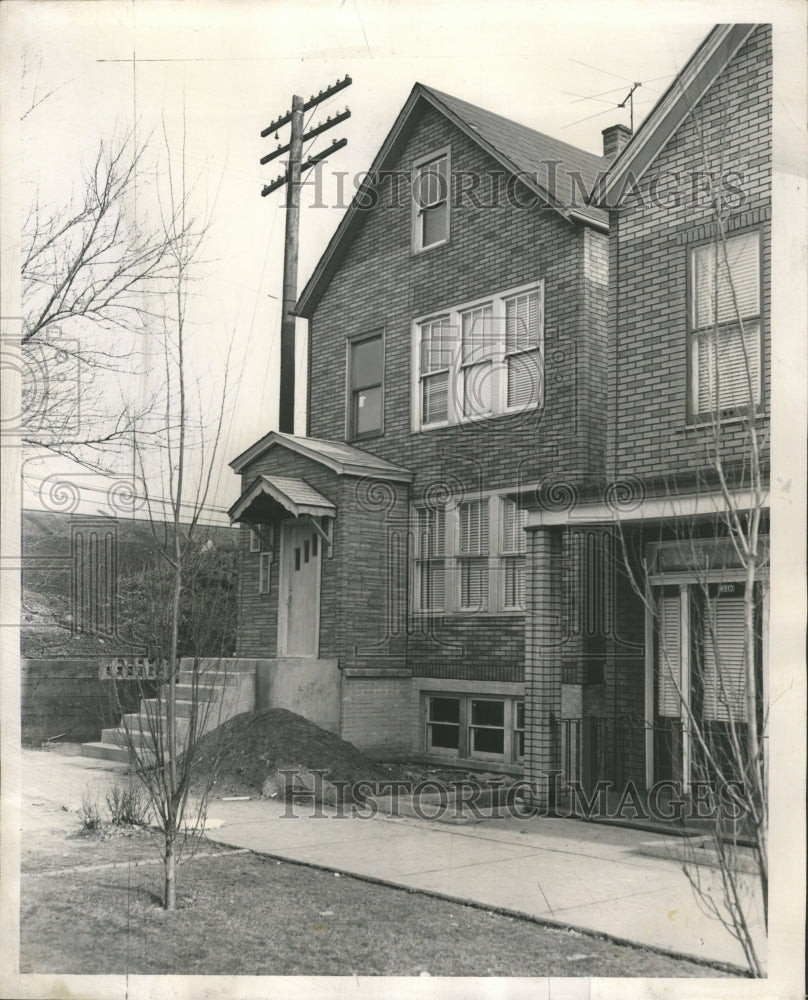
[504,557,524,608]
[697,322,761,412]
[507,351,541,408]
[702,596,747,722]
[459,499,488,554]
[461,559,488,609]
[461,306,493,417]
[692,232,761,413]
[501,499,526,553]
[692,233,760,328]
[657,594,682,717]
[505,290,543,409]
[505,292,540,352]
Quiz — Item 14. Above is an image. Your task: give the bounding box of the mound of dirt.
[191,708,394,800]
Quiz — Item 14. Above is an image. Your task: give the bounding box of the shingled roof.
[296,83,610,318]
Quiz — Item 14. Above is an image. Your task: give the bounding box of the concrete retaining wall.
[255,658,340,734]
[22,658,154,744]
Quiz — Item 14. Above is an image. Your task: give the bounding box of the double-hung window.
[348,331,384,439]
[500,498,526,610]
[689,231,762,417]
[505,289,542,409]
[461,304,495,418]
[413,495,526,614]
[413,150,450,251]
[458,498,489,611]
[416,505,446,611]
[413,282,544,430]
[419,316,452,426]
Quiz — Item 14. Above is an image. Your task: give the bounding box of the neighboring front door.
[650,580,759,789]
[278,519,321,656]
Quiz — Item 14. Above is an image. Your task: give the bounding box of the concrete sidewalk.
[18,748,765,973]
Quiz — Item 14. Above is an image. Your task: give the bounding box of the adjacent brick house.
[517,23,771,803]
[230,23,770,794]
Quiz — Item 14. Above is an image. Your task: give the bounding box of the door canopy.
[228,474,336,524]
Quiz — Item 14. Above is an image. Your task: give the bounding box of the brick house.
[230,82,611,765]
[517,23,771,803]
[230,23,770,793]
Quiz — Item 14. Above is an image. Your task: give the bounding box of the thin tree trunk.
[165,835,176,910]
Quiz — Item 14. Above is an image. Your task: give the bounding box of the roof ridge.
[419,83,609,166]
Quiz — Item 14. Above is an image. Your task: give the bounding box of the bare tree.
[104,122,236,911]
[21,55,196,464]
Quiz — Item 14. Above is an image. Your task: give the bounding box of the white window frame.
[346,329,385,441]
[688,229,762,419]
[412,494,528,615]
[412,147,451,252]
[423,693,525,762]
[411,281,544,432]
[249,527,261,553]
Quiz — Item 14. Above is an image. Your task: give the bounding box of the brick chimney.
[602,124,632,161]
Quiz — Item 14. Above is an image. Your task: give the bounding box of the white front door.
[278,519,322,656]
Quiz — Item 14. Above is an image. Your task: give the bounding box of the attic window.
[412,148,450,251]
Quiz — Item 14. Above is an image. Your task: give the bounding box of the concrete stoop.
[81,658,256,765]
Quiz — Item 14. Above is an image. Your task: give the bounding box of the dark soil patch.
[190,708,393,799]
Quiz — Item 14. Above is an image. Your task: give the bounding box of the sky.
[2,0,786,519]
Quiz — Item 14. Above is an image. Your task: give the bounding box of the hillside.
[22,511,239,659]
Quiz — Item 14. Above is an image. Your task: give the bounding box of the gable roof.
[229,430,413,482]
[296,83,610,318]
[590,24,759,209]
[228,474,336,523]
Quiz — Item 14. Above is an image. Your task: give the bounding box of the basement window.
[424,694,524,762]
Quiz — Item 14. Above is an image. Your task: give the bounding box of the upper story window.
[689,230,762,418]
[347,331,384,439]
[412,149,450,252]
[413,282,544,431]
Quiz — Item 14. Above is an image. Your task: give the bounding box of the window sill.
[347,431,384,444]
[414,405,540,434]
[680,409,767,431]
[411,238,450,256]
[412,752,524,777]
[411,610,526,619]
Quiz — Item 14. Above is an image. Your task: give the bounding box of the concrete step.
[139,699,197,719]
[101,727,157,750]
[173,683,221,702]
[176,670,240,687]
[122,712,191,737]
[80,741,156,766]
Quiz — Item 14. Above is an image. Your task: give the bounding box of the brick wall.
[307,104,608,493]
[341,675,415,756]
[235,446,409,672]
[606,25,771,483]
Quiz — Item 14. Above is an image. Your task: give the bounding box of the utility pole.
[260,76,352,434]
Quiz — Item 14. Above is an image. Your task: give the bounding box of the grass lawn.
[21,825,733,978]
